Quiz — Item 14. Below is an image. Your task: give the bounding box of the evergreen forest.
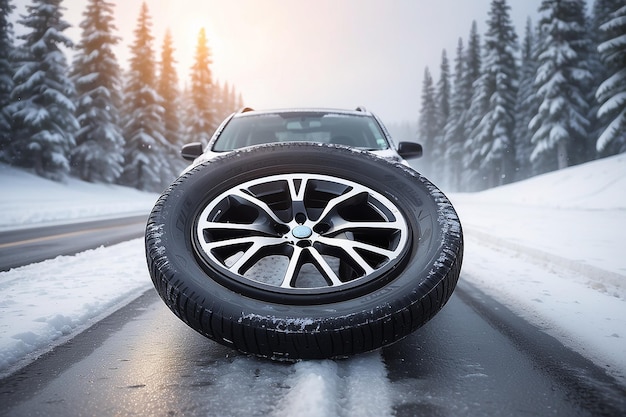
[418,0,625,191]
[0,0,243,192]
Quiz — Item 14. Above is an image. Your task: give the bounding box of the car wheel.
[145,143,463,360]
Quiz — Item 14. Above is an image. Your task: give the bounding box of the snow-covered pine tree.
[213,79,223,121]
[595,3,626,155]
[236,91,244,110]
[417,67,438,179]
[431,49,451,185]
[530,0,595,173]
[465,0,519,190]
[462,21,483,116]
[513,18,539,181]
[119,1,169,192]
[591,0,624,80]
[216,79,232,123]
[461,21,484,190]
[436,50,451,132]
[186,27,216,145]
[586,0,621,147]
[71,0,124,184]
[179,82,193,140]
[214,80,240,122]
[7,0,78,181]
[232,84,245,113]
[219,81,233,121]
[223,82,243,117]
[442,38,467,191]
[157,28,186,177]
[0,0,15,158]
[592,0,626,30]
[158,29,181,147]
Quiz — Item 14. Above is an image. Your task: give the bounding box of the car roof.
[231,107,374,118]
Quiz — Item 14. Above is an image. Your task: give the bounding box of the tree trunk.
[33,149,43,177]
[557,140,568,170]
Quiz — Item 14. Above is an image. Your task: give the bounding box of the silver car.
[180,107,424,166]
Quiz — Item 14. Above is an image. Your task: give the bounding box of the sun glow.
[184,18,221,60]
[54,0,543,123]
[118,2,226,85]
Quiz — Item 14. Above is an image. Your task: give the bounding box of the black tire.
[145,143,463,360]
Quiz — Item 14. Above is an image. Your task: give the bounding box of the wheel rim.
[193,173,410,293]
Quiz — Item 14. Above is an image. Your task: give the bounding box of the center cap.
[291,225,312,239]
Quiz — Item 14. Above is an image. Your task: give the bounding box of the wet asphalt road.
[0,218,625,416]
[0,215,147,271]
[0,280,624,417]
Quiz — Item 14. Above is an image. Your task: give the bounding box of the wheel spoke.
[227,240,268,273]
[316,188,363,222]
[280,246,304,288]
[287,175,308,202]
[200,236,285,256]
[325,219,402,235]
[342,247,375,275]
[200,236,286,275]
[230,189,284,224]
[280,247,343,288]
[346,240,395,259]
[316,236,392,274]
[308,248,343,286]
[197,219,278,236]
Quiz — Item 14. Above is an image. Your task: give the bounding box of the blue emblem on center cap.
[292,225,312,239]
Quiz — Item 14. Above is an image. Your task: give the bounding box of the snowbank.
[0,240,151,375]
[449,153,626,382]
[455,152,626,210]
[0,163,158,376]
[449,153,626,287]
[0,163,158,230]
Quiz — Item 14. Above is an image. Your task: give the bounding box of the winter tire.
[145,143,463,360]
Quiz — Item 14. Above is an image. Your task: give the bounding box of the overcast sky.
[13,0,543,124]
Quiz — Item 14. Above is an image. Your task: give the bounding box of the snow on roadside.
[451,153,626,211]
[447,153,626,383]
[461,237,626,383]
[447,153,626,275]
[0,162,158,377]
[0,163,158,230]
[0,239,152,377]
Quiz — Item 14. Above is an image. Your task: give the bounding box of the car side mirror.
[181,142,204,161]
[397,142,423,159]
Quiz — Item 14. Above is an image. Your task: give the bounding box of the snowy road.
[1,277,624,417]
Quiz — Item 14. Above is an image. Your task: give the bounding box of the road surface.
[0,217,624,416]
[1,280,624,416]
[0,215,147,271]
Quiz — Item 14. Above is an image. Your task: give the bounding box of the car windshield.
[212,112,390,152]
